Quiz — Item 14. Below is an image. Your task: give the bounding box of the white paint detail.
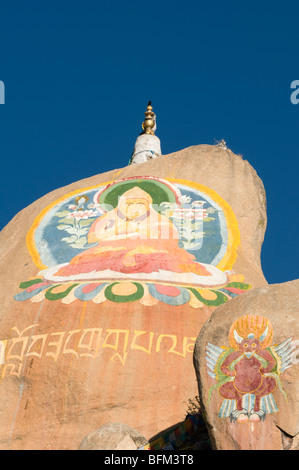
[39,262,227,287]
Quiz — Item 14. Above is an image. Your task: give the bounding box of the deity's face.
[119,198,149,220]
[238,338,261,358]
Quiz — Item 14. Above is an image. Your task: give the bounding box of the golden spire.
[142,101,156,135]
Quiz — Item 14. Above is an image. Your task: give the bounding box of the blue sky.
[0,0,298,285]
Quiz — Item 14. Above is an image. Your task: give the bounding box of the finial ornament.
[142,101,156,135]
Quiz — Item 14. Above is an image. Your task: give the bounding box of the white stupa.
[129,101,162,165]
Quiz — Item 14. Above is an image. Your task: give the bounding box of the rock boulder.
[0,144,268,449]
[194,279,299,450]
[78,422,147,450]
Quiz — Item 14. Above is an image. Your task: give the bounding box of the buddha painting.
[41,184,228,287]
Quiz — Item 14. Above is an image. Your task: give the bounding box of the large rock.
[193,279,299,450]
[0,145,267,449]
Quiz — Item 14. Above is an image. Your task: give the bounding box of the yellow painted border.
[27,177,240,272]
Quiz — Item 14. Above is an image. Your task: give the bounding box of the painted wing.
[272,337,296,374]
[205,342,229,380]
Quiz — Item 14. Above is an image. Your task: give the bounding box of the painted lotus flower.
[69,210,97,220]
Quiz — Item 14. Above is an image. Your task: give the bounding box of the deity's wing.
[205,342,229,380]
[271,337,296,374]
[205,343,236,404]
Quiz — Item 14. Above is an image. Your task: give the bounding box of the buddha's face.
[119,199,149,220]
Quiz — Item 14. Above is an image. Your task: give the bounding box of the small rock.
[78,423,148,450]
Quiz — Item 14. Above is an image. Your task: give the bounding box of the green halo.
[99,179,177,211]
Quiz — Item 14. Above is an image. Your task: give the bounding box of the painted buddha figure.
[54,187,211,278]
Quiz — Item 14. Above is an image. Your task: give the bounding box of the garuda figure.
[205,315,295,423]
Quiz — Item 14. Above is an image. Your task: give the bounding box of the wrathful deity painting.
[15,176,251,306]
[206,315,297,423]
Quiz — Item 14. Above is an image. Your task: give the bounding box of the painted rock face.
[17,176,248,306]
[0,145,267,449]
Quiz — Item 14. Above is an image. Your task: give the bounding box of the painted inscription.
[205,315,297,423]
[0,324,197,380]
